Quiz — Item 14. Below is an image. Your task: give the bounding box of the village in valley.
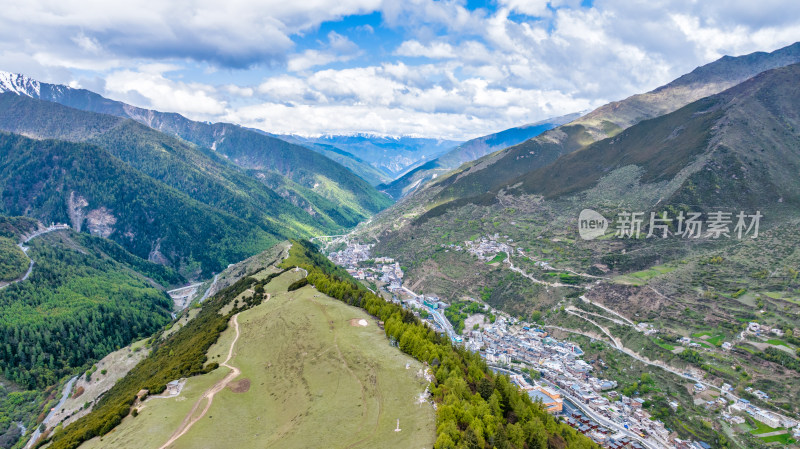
[321,236,800,449]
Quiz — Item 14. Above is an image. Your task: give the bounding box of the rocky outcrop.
[86,207,117,238]
[67,191,88,232]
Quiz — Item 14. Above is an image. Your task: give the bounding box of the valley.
[330,218,800,448]
[0,15,798,449]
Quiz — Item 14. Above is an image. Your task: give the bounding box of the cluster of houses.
[328,242,372,267]
[328,243,405,288]
[460,234,513,262]
[744,321,785,337]
[462,323,677,448]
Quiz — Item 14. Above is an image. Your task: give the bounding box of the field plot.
[79,270,434,449]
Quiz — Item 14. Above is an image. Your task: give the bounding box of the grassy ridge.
[43,268,287,449]
[280,240,597,449]
[48,241,596,449]
[83,269,434,448]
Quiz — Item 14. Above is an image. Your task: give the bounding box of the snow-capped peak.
[0,71,41,97]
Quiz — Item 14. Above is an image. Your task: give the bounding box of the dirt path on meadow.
[158,313,242,449]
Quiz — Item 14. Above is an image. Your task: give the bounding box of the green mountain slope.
[0,132,278,278]
[0,223,182,448]
[0,93,378,234]
[206,126,392,216]
[0,216,37,282]
[279,140,392,186]
[0,229,180,389]
[0,78,393,218]
[0,237,26,282]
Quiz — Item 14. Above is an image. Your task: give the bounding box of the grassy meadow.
[79,270,434,449]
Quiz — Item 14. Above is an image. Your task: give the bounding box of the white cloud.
[395,40,457,59]
[497,0,551,17]
[287,32,361,72]
[0,0,383,68]
[1,0,799,140]
[234,60,596,139]
[104,69,227,118]
[71,32,102,54]
[224,84,254,97]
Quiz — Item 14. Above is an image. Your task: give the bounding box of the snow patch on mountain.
[0,71,41,97]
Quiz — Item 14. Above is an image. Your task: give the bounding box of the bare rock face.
[67,191,88,232]
[86,207,117,238]
[148,238,170,266]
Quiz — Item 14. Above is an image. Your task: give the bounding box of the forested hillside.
[0,80,394,218]
[0,226,180,448]
[0,93,382,237]
[0,237,26,282]
[0,216,38,282]
[0,132,281,278]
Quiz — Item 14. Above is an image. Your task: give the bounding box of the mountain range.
[380,112,582,199]
[412,41,800,208]
[280,133,461,181]
[0,71,392,214]
[0,77,394,278]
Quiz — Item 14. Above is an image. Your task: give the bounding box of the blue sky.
[1,0,799,139]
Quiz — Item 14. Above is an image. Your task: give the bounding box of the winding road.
[1,224,69,290]
[158,312,242,449]
[503,252,577,288]
[578,295,635,326]
[199,274,220,303]
[24,375,77,449]
[551,312,799,426]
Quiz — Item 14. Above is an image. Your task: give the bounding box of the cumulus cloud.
[395,40,457,59]
[1,0,798,139]
[287,32,362,72]
[104,68,227,118]
[0,0,382,69]
[497,0,551,17]
[233,60,596,139]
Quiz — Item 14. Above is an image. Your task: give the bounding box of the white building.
[752,409,781,429]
